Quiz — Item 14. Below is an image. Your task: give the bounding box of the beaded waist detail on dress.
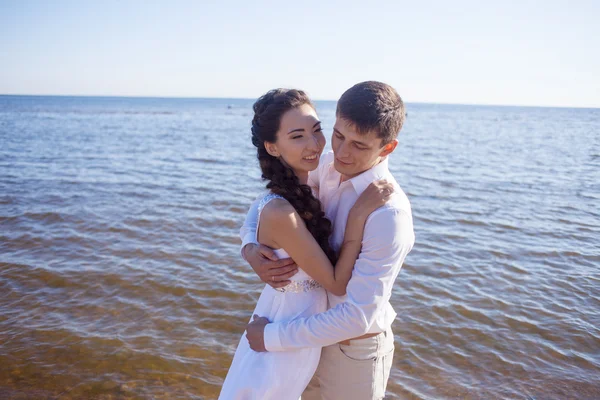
[274,279,322,293]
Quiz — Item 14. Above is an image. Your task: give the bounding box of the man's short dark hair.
[336,81,405,146]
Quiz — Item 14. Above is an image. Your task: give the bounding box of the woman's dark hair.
[251,89,337,265]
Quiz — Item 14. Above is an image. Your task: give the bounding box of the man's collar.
[347,157,390,195]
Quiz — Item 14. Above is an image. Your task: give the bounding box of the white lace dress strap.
[256,192,285,242]
[258,192,285,218]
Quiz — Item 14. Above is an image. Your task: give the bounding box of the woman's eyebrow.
[288,121,321,134]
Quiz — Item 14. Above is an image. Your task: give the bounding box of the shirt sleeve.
[263,207,414,351]
[239,195,261,261]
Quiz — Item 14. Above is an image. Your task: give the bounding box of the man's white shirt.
[240,151,415,351]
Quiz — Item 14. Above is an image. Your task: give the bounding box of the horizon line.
[1,92,599,111]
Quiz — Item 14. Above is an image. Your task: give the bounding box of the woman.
[219,89,393,399]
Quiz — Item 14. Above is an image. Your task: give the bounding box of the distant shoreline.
[1,93,599,110]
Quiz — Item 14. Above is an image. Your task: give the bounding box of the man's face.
[331,117,396,180]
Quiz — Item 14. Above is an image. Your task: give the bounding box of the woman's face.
[265,104,326,175]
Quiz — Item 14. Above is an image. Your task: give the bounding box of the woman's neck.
[296,171,309,185]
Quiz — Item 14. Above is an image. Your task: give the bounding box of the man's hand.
[242,243,298,289]
[246,315,269,352]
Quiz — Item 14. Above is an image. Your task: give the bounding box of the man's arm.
[239,194,298,288]
[239,195,261,259]
[256,208,414,351]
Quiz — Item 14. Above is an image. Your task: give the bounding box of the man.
[240,81,415,399]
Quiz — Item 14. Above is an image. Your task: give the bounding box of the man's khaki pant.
[302,326,395,400]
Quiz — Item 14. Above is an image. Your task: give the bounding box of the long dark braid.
[251,89,337,265]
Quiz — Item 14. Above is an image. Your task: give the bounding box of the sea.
[1,95,599,399]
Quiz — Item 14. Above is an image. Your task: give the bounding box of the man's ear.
[380,139,398,157]
[264,142,280,158]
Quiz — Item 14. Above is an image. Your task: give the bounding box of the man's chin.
[334,160,353,174]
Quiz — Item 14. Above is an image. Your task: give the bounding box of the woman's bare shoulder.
[260,198,303,230]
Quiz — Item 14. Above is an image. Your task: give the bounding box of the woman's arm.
[260,180,393,296]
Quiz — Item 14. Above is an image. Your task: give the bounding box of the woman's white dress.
[219,193,328,400]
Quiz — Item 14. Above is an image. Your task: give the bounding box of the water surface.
[1,95,599,399]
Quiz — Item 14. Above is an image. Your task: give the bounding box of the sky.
[1,0,599,108]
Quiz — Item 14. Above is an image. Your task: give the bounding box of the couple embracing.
[220,81,415,400]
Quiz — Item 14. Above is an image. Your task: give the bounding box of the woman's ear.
[264,142,280,158]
